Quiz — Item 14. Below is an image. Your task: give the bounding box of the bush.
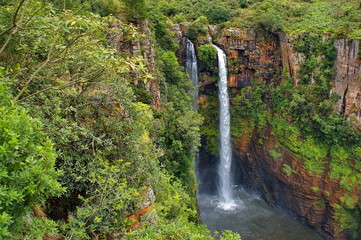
[254,9,284,33]
[239,0,264,8]
[198,44,217,69]
[204,5,231,24]
[0,81,63,238]
[186,16,209,40]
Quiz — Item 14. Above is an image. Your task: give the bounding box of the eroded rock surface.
[215,28,282,88]
[331,39,361,123]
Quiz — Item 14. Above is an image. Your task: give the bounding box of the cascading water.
[214,45,237,211]
[185,38,201,184]
[185,38,199,110]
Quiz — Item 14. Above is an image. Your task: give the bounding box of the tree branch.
[14,0,27,25]
[0,0,27,54]
[18,68,106,102]
[22,0,47,26]
[13,36,57,101]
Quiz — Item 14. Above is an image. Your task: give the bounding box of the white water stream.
[185,38,199,110]
[214,45,238,211]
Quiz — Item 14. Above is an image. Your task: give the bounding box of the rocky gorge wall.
[180,26,361,239]
[233,128,360,239]
[109,19,161,108]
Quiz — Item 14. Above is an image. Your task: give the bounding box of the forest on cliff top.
[0,0,360,239]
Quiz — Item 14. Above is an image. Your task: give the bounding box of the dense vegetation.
[1,0,360,239]
[151,0,361,39]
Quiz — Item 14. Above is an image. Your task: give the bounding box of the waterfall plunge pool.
[197,151,322,240]
[198,191,322,240]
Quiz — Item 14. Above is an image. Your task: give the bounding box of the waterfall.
[214,45,236,210]
[185,38,201,185]
[185,38,199,110]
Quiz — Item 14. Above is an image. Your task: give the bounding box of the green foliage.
[123,217,212,240]
[49,0,124,16]
[199,95,219,155]
[0,1,208,238]
[147,0,361,39]
[295,33,336,91]
[61,157,146,239]
[157,48,204,188]
[121,0,148,20]
[219,230,242,239]
[334,204,361,239]
[198,44,217,69]
[239,0,263,8]
[161,51,187,85]
[132,85,153,104]
[230,83,267,134]
[151,20,179,51]
[0,80,63,238]
[186,16,209,41]
[268,149,281,160]
[311,186,320,192]
[204,5,231,24]
[254,7,284,33]
[282,164,293,176]
[230,0,361,39]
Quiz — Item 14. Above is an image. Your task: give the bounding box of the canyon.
[112,20,360,239]
[174,26,361,239]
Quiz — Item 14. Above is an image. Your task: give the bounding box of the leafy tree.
[186,16,209,40]
[204,5,231,24]
[161,51,187,85]
[122,0,148,21]
[0,79,63,238]
[198,44,217,69]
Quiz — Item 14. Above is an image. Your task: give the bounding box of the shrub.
[254,9,284,33]
[204,5,231,24]
[186,16,209,40]
[0,81,63,238]
[198,44,217,69]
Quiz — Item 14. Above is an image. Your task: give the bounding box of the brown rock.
[109,19,161,109]
[234,129,361,239]
[215,28,282,88]
[331,39,361,124]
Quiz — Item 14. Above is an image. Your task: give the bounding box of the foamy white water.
[214,45,235,210]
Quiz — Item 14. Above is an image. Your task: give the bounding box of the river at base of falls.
[197,152,322,240]
[198,191,322,240]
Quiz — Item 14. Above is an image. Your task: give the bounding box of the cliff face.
[196,27,360,239]
[215,28,282,88]
[277,34,361,124]
[133,20,161,108]
[109,19,161,108]
[234,129,360,239]
[331,39,361,123]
